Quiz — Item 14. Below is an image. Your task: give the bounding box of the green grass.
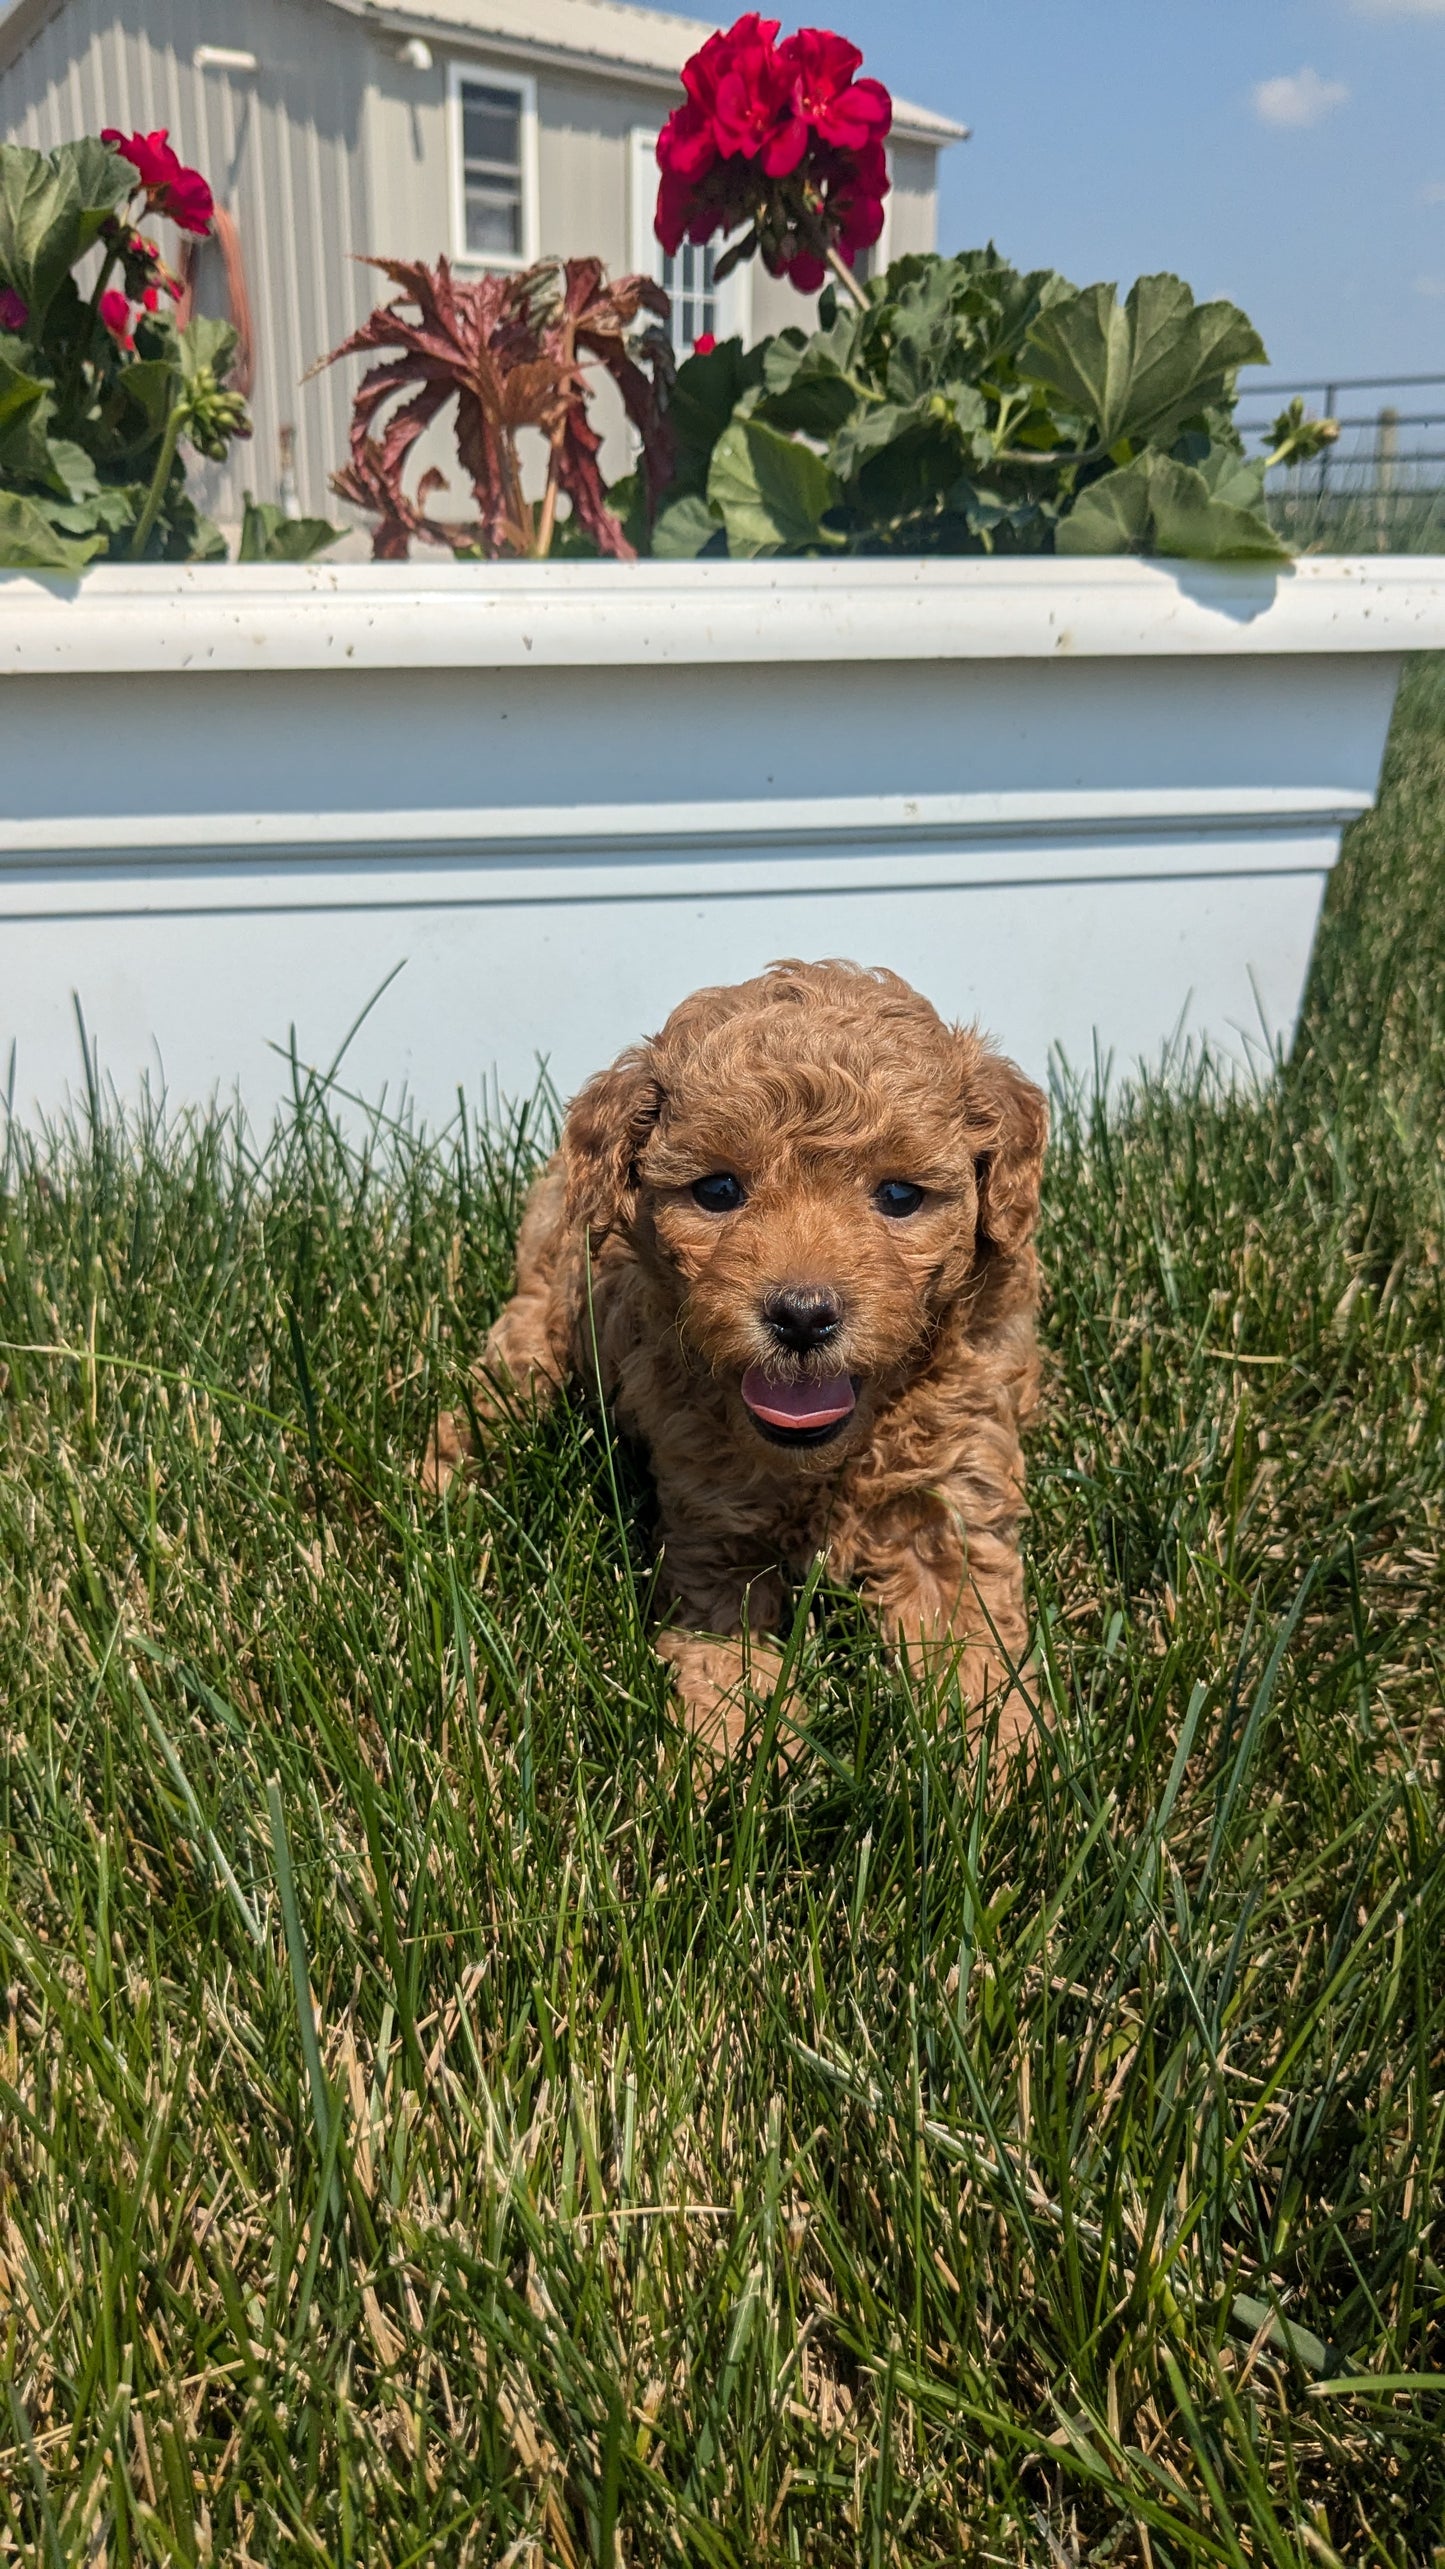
[1266,477,1445,555]
[2,668,1443,2569]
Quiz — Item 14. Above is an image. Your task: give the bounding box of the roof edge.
[355,1,966,137]
[0,0,966,148]
[0,0,67,80]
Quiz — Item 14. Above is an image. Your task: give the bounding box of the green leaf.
[945,476,1052,551]
[43,436,100,502]
[649,491,722,560]
[757,364,858,443]
[1194,445,1270,510]
[1057,450,1288,561]
[111,356,181,443]
[831,386,986,488]
[0,336,48,435]
[0,341,57,484]
[1024,278,1157,446]
[47,481,135,539]
[1146,454,1287,560]
[1025,273,1267,453]
[238,494,342,563]
[1055,456,1152,554]
[666,337,766,495]
[756,315,860,439]
[0,138,132,326]
[179,314,239,388]
[0,487,106,568]
[706,417,841,557]
[830,399,921,481]
[189,510,229,564]
[62,136,135,243]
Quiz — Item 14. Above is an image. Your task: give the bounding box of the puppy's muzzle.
[762,1287,843,1354]
[744,1288,857,1450]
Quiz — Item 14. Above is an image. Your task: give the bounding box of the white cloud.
[1352,1,1445,17]
[1422,181,1445,201]
[1251,67,1350,126]
[1415,274,1445,295]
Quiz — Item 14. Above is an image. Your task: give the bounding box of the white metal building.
[0,0,964,530]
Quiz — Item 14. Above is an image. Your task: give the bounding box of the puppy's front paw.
[421,1407,471,1496]
[959,1643,1039,1763]
[655,1631,802,1770]
[893,1625,1040,1766]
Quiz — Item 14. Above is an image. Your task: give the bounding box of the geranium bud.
[0,285,28,331]
[98,287,134,347]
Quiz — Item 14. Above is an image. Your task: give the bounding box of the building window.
[450,66,537,268]
[663,240,717,350]
[629,129,751,348]
[461,81,521,255]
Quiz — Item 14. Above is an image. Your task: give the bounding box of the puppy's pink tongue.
[741,1366,856,1429]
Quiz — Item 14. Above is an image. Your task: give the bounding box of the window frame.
[449,61,540,272]
[628,127,752,350]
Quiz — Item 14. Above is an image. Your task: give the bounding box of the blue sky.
[638,0,1445,388]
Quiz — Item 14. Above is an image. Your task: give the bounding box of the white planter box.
[3,556,1442,1127]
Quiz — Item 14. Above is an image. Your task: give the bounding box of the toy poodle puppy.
[428,961,1048,1758]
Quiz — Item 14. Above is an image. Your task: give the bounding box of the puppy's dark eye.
[691,1172,746,1213]
[874,1180,926,1218]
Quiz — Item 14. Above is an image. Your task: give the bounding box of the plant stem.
[498,428,531,559]
[534,443,562,560]
[995,440,1112,470]
[825,244,871,314]
[128,399,186,559]
[532,307,578,559]
[57,241,121,421]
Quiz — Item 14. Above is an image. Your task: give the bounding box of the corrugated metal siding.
[0,0,374,526]
[889,140,938,260]
[360,50,448,263]
[536,66,651,270]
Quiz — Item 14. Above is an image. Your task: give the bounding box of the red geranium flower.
[0,286,28,331]
[682,15,776,113]
[713,24,807,174]
[777,29,890,150]
[693,330,718,353]
[655,16,890,303]
[101,128,214,235]
[98,287,135,349]
[658,99,718,188]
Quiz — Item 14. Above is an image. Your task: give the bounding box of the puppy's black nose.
[764,1287,843,1353]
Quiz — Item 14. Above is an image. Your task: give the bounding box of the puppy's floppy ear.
[965,1042,1049,1256]
[562,1045,662,1237]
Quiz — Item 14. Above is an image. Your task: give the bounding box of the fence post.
[1319,383,1338,502]
[1375,405,1398,550]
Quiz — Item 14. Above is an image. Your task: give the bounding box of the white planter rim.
[2,554,1443,677]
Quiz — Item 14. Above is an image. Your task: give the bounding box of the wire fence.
[1236,370,1445,551]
